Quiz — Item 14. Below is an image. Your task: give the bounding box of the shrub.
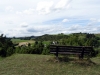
[0,34,15,57]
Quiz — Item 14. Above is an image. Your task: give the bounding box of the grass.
[11,39,34,43]
[42,41,51,45]
[11,39,35,46]
[11,39,51,46]
[0,54,100,75]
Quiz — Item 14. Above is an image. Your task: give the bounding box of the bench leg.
[79,47,84,59]
[55,53,58,60]
[56,46,59,60]
[79,54,83,59]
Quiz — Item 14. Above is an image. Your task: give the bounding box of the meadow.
[0,54,100,75]
[11,39,30,43]
[11,38,50,45]
[11,39,35,47]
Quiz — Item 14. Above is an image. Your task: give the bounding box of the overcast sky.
[0,0,100,37]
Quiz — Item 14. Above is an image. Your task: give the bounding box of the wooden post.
[81,47,84,59]
[56,46,59,60]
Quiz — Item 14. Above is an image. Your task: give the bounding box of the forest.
[0,33,100,57]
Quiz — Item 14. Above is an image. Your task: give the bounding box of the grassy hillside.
[0,54,100,75]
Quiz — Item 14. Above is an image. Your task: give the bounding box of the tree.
[33,41,44,54]
[0,34,15,57]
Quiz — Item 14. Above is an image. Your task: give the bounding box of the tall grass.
[0,54,100,75]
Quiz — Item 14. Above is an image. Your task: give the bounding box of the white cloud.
[88,18,100,26]
[55,0,72,10]
[0,0,100,37]
[5,6,14,12]
[4,24,66,37]
[67,24,81,31]
[36,1,54,15]
[2,23,100,37]
[20,22,28,27]
[27,25,65,34]
[0,30,2,34]
[98,19,100,22]
[36,0,72,15]
[90,18,100,23]
[4,21,14,25]
[90,18,97,21]
[62,19,69,22]
[16,8,35,15]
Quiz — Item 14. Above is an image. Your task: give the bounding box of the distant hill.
[35,33,68,41]
[34,33,100,47]
[10,36,38,40]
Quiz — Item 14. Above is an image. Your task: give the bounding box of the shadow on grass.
[48,55,96,66]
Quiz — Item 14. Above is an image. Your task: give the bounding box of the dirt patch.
[18,41,34,46]
[18,42,28,46]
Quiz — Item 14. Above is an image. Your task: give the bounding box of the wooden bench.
[50,45,95,59]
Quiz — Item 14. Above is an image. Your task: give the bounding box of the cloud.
[3,22,100,37]
[36,0,72,15]
[36,1,54,15]
[20,22,28,27]
[5,6,14,12]
[27,24,66,35]
[63,23,100,34]
[4,21,14,25]
[67,24,82,32]
[87,18,100,26]
[0,30,2,34]
[4,27,30,37]
[62,19,69,22]
[0,0,100,37]
[55,0,72,10]
[90,18,97,21]
[90,18,100,23]
[16,8,35,15]
[27,25,55,33]
[98,19,100,22]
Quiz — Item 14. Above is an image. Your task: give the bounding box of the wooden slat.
[50,45,93,54]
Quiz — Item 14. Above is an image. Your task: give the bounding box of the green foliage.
[11,39,31,43]
[0,34,15,57]
[35,33,100,48]
[15,45,32,54]
[14,33,100,55]
[15,41,50,55]
[32,41,44,54]
[42,44,50,55]
[35,34,68,41]
[34,33,100,56]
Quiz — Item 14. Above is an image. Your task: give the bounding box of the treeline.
[35,33,68,41]
[35,33,100,48]
[12,36,37,40]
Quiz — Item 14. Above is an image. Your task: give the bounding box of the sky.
[0,0,100,37]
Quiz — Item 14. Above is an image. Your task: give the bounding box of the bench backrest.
[50,45,94,55]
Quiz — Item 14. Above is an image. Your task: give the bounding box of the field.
[11,39,35,46]
[11,39,35,43]
[11,39,50,46]
[0,54,100,75]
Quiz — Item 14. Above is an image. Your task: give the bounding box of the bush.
[0,34,15,57]
[42,46,50,55]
